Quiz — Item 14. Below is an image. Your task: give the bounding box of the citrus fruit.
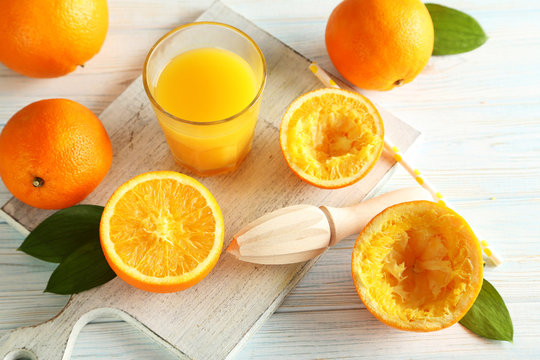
[325,0,434,91]
[352,201,483,331]
[0,0,108,78]
[0,99,113,210]
[100,171,224,293]
[279,88,384,189]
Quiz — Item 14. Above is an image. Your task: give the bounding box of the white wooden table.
[1,0,539,358]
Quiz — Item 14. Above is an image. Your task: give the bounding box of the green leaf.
[45,241,116,295]
[18,205,104,263]
[459,279,513,342]
[426,3,488,55]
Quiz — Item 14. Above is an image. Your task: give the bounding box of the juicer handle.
[320,187,432,246]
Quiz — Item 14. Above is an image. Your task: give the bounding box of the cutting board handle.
[0,298,114,360]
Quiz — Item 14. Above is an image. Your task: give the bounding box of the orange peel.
[279,88,384,189]
[352,201,483,331]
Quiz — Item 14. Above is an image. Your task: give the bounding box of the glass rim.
[142,21,267,126]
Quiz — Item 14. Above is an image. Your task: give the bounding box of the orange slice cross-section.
[100,171,224,293]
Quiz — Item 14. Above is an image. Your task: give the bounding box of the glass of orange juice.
[143,22,266,176]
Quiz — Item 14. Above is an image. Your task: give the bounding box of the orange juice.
[155,48,257,122]
[153,47,261,175]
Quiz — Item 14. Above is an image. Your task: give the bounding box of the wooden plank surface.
[0,2,419,359]
[1,0,539,359]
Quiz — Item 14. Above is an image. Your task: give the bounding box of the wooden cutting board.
[0,2,419,359]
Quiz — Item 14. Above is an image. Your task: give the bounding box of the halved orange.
[100,171,224,293]
[352,201,483,331]
[279,87,384,189]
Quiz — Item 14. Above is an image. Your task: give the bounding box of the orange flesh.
[353,203,481,327]
[108,178,217,278]
[285,92,383,182]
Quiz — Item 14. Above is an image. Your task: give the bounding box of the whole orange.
[0,99,113,209]
[325,0,434,91]
[0,0,108,78]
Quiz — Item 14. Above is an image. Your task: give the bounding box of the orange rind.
[352,201,483,331]
[100,171,224,293]
[279,88,384,189]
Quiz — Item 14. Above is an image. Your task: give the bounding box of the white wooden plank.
[46,301,540,360]
[0,2,419,360]
[280,237,540,312]
[1,1,539,118]
[236,304,536,359]
[71,320,177,360]
[0,0,539,358]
